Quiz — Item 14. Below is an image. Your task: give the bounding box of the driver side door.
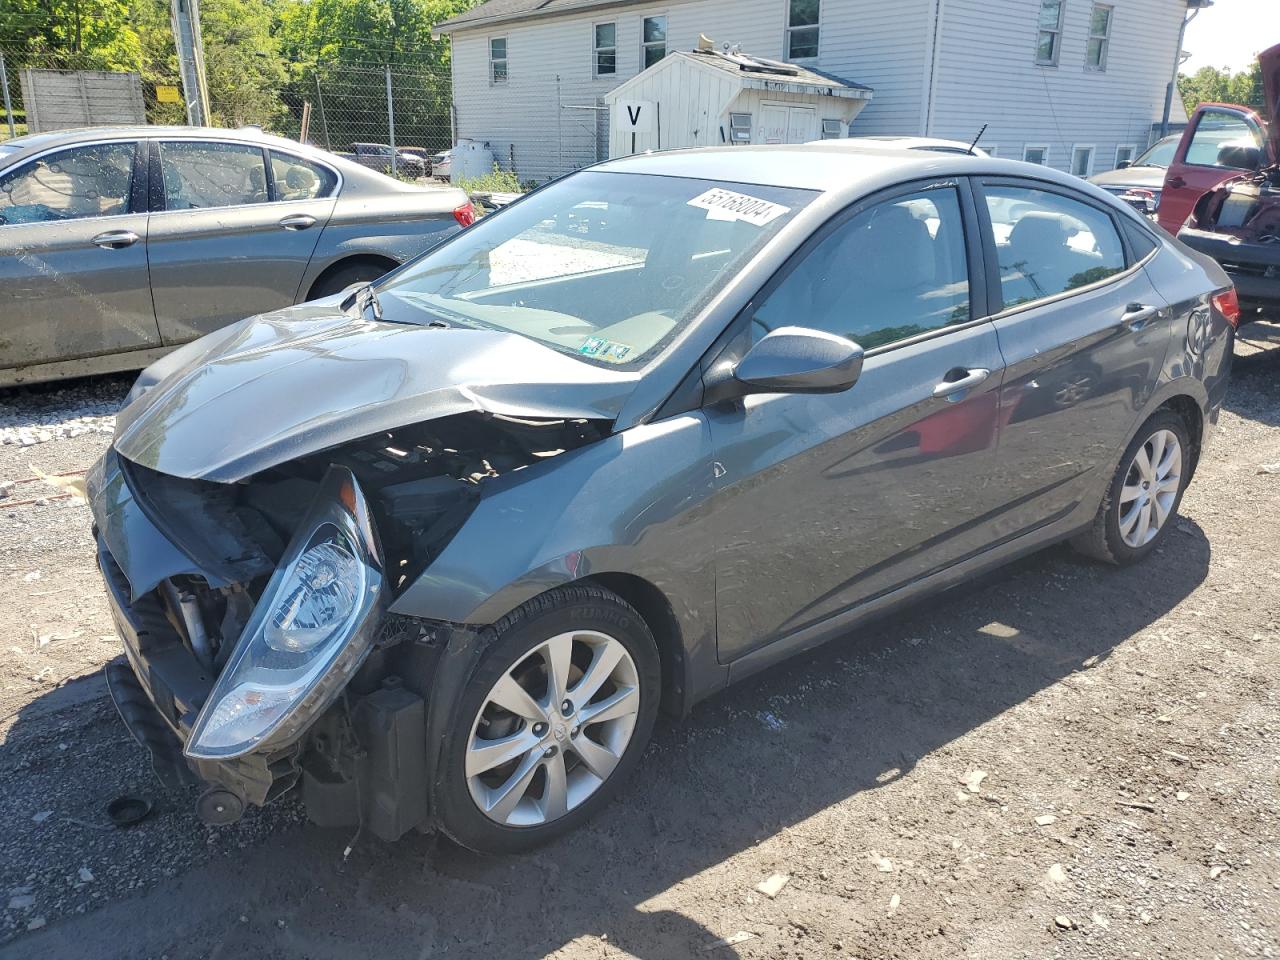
[0,139,160,375]
[1158,104,1271,232]
[707,181,1006,663]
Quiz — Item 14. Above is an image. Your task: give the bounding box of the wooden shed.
[604,47,873,158]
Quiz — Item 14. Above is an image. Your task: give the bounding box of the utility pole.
[170,0,212,126]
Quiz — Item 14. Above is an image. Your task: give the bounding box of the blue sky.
[1182,0,1280,73]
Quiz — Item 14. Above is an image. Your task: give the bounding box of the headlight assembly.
[185,466,384,760]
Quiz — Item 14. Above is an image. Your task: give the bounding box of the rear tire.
[308,260,395,301]
[1071,410,1190,565]
[433,585,661,854]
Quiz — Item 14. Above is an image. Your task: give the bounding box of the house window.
[594,22,617,76]
[1071,144,1095,176]
[787,0,820,60]
[489,37,508,84]
[642,16,667,68]
[1086,5,1112,70]
[1024,144,1049,165]
[1035,0,1064,65]
[1115,144,1136,167]
[729,113,753,143]
[821,119,843,139]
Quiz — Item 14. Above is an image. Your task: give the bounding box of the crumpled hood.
[113,304,640,482]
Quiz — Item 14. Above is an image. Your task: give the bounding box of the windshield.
[1133,137,1178,168]
[376,171,816,368]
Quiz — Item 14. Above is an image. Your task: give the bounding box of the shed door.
[760,104,817,144]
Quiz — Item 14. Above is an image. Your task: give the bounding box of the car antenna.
[967,123,988,156]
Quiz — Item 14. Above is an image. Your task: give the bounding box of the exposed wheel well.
[306,254,400,301]
[587,573,686,718]
[1159,395,1204,482]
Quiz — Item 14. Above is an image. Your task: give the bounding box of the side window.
[983,184,1126,309]
[1184,109,1264,170]
[270,152,337,201]
[159,141,269,211]
[0,142,135,225]
[751,187,971,350]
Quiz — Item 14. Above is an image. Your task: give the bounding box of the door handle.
[932,367,990,399]
[1167,176,1186,189]
[279,214,316,230]
[1122,303,1159,331]
[91,229,139,249]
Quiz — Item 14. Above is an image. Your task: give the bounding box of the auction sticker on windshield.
[687,187,791,226]
[578,336,633,363]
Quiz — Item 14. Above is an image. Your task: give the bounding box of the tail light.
[1211,288,1241,328]
[453,202,477,228]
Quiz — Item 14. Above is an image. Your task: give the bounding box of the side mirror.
[1115,160,1131,169]
[733,326,864,396]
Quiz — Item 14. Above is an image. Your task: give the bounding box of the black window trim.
[972,174,1146,319]
[737,176,991,361]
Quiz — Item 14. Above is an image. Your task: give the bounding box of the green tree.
[1179,59,1265,116]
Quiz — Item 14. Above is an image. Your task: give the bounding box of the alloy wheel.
[465,630,640,827]
[1118,428,1182,548]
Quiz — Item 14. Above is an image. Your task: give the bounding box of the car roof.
[593,143,1102,199]
[0,125,333,165]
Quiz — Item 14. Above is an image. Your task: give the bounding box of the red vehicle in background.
[1163,43,1279,322]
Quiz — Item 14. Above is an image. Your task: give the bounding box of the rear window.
[377,171,817,368]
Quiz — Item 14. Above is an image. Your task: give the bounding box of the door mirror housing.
[732,326,864,396]
[1115,160,1131,169]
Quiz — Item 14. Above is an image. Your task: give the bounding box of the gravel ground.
[0,325,1278,959]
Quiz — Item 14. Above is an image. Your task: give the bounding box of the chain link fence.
[1,41,605,185]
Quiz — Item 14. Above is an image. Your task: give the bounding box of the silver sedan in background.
[0,126,473,386]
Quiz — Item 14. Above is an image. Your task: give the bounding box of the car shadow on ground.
[5,523,1212,960]
[1228,319,1280,427]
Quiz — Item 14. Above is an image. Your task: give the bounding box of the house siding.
[928,0,1188,173]
[448,0,1188,182]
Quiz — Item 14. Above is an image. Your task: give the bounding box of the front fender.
[389,412,722,700]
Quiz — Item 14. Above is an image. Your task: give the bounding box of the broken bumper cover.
[96,541,303,805]
[1178,228,1280,308]
[91,451,389,807]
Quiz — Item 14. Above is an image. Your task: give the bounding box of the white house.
[436,0,1193,183]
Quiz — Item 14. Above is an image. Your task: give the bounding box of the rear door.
[146,139,338,344]
[0,139,159,372]
[1158,104,1271,232]
[975,178,1172,536]
[709,180,1006,662]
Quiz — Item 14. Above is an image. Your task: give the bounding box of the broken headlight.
[185,466,384,760]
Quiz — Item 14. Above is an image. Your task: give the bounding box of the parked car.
[431,149,454,181]
[0,126,473,386]
[1167,43,1279,321]
[809,135,990,157]
[338,142,429,178]
[1088,134,1181,216]
[92,144,1236,853]
[397,146,435,175]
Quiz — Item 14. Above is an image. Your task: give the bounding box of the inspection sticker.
[686,187,790,226]
[578,336,633,363]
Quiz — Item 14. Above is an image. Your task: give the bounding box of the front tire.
[1071,410,1190,565]
[434,585,661,854]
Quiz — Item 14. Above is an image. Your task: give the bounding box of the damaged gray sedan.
[91,145,1235,852]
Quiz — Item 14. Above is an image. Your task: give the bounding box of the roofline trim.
[435,0,660,34]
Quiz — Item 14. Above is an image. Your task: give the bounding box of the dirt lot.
[1,325,1278,960]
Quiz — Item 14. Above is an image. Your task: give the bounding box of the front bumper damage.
[90,449,440,840]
